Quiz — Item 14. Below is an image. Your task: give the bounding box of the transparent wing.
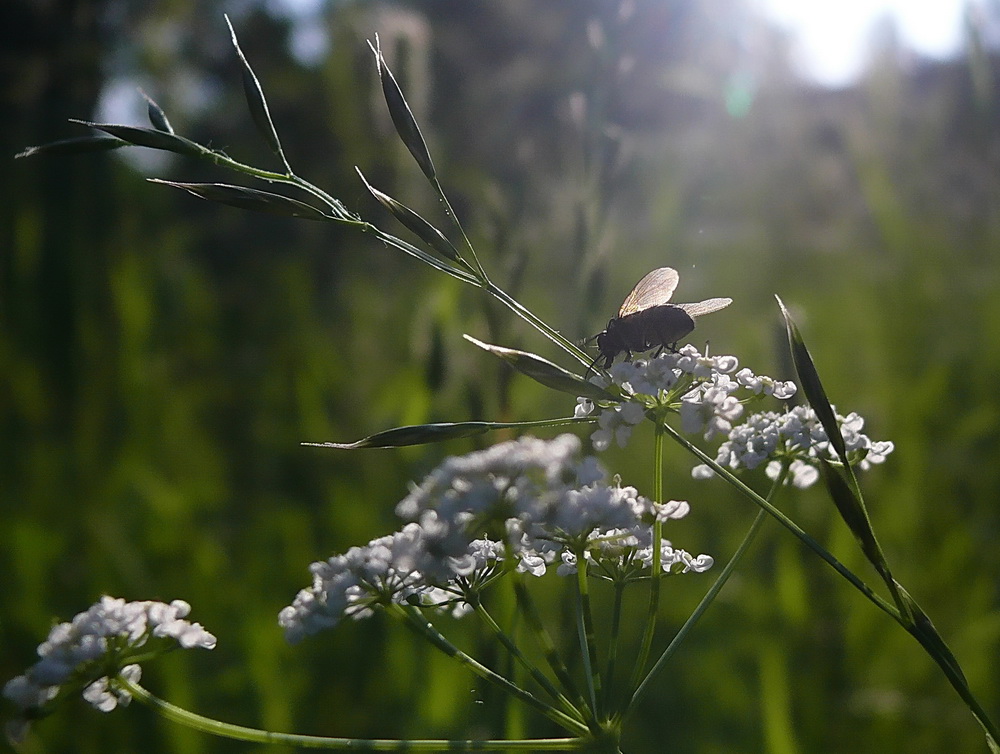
[675,297,733,318]
[618,267,680,317]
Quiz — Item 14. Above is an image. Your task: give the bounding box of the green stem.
[670,426,1000,748]
[573,548,602,717]
[430,176,489,282]
[662,422,898,620]
[511,578,594,726]
[484,282,594,368]
[629,426,665,692]
[627,468,786,715]
[121,678,584,750]
[600,581,626,714]
[362,223,480,283]
[471,598,585,724]
[906,619,1000,747]
[391,604,590,736]
[197,143,599,371]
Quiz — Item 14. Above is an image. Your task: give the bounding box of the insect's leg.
[586,353,604,376]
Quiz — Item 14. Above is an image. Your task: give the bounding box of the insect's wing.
[618,267,680,317]
[675,297,733,318]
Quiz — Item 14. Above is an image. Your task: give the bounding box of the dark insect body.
[591,267,731,370]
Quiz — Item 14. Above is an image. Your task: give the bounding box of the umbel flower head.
[3,596,216,744]
[692,404,895,488]
[279,434,713,643]
[575,345,797,451]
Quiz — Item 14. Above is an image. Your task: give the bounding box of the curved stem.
[121,678,584,750]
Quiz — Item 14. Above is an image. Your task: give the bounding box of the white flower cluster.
[692,405,895,488]
[575,346,797,451]
[279,435,712,643]
[3,597,216,744]
[557,518,715,580]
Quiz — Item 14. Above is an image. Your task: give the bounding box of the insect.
[590,267,732,369]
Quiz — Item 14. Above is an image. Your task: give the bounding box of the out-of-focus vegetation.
[2,0,998,751]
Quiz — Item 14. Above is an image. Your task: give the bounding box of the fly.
[590,267,731,369]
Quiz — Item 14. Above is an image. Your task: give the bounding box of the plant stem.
[627,468,787,714]
[471,598,585,724]
[512,578,595,726]
[392,604,590,736]
[121,678,585,750]
[601,582,626,714]
[629,426,665,692]
[573,548,602,718]
[662,422,897,619]
[484,281,594,368]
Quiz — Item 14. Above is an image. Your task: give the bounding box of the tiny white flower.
[517,554,548,577]
[702,405,893,488]
[691,464,715,480]
[4,598,214,738]
[651,499,691,521]
[681,553,715,573]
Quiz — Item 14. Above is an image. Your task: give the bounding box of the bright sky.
[756,0,968,86]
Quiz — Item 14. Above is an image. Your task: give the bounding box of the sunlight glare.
[756,0,967,86]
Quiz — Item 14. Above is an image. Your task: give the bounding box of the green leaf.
[896,584,967,682]
[776,295,848,464]
[370,35,436,180]
[15,136,127,159]
[140,90,174,134]
[71,120,208,159]
[303,418,590,449]
[464,335,614,401]
[819,459,891,583]
[225,15,285,162]
[356,169,461,262]
[304,422,492,448]
[149,181,331,220]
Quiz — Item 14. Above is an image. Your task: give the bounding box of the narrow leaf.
[72,121,207,158]
[776,295,848,463]
[150,180,331,220]
[819,459,891,583]
[225,15,284,161]
[304,422,490,449]
[303,418,589,449]
[16,136,127,159]
[896,584,967,682]
[357,169,460,262]
[140,90,174,134]
[464,335,614,401]
[370,35,436,180]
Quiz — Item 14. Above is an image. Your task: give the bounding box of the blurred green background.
[3,0,999,751]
